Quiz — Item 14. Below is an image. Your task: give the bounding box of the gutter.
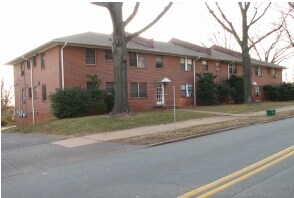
[193,57,201,106]
[21,56,35,125]
[61,42,68,90]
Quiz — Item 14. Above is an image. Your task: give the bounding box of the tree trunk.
[241,6,252,104]
[108,3,130,113]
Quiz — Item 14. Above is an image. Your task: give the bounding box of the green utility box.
[266,109,276,116]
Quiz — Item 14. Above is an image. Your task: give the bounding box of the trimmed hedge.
[50,87,115,119]
[50,88,90,119]
[196,73,218,105]
[263,82,294,101]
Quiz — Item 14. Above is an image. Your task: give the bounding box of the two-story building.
[6,32,286,126]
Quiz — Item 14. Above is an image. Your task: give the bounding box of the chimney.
[211,45,242,57]
[132,36,154,48]
[169,38,211,55]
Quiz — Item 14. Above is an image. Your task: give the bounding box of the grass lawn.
[6,101,294,137]
[190,101,294,114]
[13,110,216,136]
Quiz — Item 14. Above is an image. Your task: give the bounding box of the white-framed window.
[21,89,26,104]
[156,55,163,68]
[255,66,262,77]
[202,60,208,71]
[42,84,47,102]
[130,82,147,98]
[216,62,221,72]
[20,62,25,76]
[86,48,96,65]
[180,57,192,71]
[33,86,38,99]
[228,63,237,78]
[129,52,146,68]
[271,68,276,78]
[181,84,193,97]
[256,85,262,96]
[41,52,46,69]
[106,82,114,94]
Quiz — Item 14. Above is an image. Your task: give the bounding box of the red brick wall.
[13,45,285,126]
[14,46,60,126]
[62,47,194,110]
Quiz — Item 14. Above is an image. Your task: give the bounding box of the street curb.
[147,115,294,148]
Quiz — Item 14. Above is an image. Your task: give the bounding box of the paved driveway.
[1,132,142,178]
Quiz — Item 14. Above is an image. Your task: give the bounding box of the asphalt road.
[2,117,294,198]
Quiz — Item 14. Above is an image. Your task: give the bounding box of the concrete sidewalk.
[52,105,294,148]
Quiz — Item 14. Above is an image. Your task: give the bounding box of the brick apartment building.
[6,32,286,126]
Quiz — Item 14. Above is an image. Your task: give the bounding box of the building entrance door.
[156,83,165,105]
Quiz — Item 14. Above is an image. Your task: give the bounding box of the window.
[129,52,146,68]
[41,53,45,69]
[20,62,25,76]
[255,66,262,76]
[202,60,208,71]
[156,55,163,68]
[106,82,114,94]
[130,82,147,98]
[256,86,262,96]
[28,87,32,98]
[33,86,38,99]
[216,62,221,72]
[86,48,96,65]
[21,89,26,104]
[271,68,276,78]
[105,49,113,60]
[180,57,192,71]
[228,63,237,77]
[27,60,30,69]
[87,81,96,92]
[42,85,47,101]
[33,56,37,67]
[181,84,193,97]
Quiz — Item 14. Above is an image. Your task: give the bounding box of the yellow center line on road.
[178,146,294,198]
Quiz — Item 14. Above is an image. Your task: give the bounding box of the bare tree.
[202,27,237,50]
[1,79,14,125]
[92,2,172,114]
[281,2,294,46]
[249,27,294,64]
[206,2,283,103]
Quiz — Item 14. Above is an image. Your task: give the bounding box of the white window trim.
[182,84,193,97]
[256,66,262,77]
[228,63,236,78]
[256,85,261,96]
[181,57,192,71]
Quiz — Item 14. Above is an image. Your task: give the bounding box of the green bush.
[263,83,294,101]
[279,82,294,101]
[88,90,112,114]
[227,75,244,104]
[197,72,217,105]
[216,75,244,104]
[50,88,90,119]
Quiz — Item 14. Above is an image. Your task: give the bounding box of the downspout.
[61,42,67,90]
[193,57,201,106]
[22,56,35,125]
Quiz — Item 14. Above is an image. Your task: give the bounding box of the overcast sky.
[1,0,293,90]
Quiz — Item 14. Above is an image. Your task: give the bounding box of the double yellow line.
[179,146,294,198]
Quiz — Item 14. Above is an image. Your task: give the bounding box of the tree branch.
[123,2,140,28]
[249,3,271,27]
[206,3,242,46]
[91,2,110,8]
[126,2,173,42]
[248,23,283,50]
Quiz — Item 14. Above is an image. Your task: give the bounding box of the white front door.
[156,83,165,105]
